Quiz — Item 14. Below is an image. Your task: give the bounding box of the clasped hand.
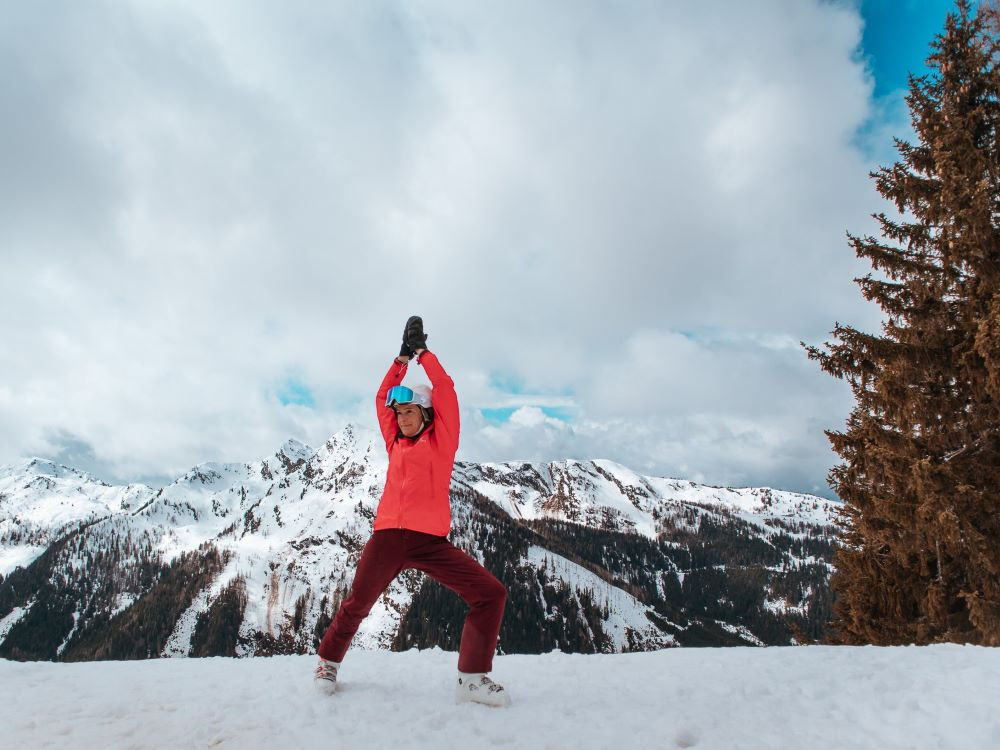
[396,316,428,362]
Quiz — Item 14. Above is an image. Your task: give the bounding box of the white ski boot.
[314,657,341,695]
[455,672,511,707]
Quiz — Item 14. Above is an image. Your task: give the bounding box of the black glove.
[398,340,412,358]
[404,315,428,352]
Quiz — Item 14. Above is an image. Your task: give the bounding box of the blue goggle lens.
[386,385,414,408]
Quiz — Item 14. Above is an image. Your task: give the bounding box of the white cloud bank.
[0,0,899,497]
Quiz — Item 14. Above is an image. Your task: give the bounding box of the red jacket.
[373,350,460,537]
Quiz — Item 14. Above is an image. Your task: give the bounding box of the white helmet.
[410,384,433,409]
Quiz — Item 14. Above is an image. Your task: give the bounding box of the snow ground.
[1,645,997,750]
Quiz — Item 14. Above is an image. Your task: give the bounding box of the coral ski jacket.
[374,350,460,537]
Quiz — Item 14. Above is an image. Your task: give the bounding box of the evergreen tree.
[804,1,1000,645]
[986,0,1000,38]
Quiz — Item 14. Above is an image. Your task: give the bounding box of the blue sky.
[276,377,316,408]
[859,0,961,96]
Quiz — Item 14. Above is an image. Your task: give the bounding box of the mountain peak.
[277,438,313,463]
[16,457,106,485]
[324,423,377,453]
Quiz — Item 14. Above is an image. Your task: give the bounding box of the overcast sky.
[0,0,957,499]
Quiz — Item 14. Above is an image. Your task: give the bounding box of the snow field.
[1,644,997,750]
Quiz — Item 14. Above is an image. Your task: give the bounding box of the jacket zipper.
[399,440,407,529]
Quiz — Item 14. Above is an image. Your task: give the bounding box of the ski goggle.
[385,385,415,408]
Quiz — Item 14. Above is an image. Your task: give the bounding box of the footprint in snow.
[675,729,698,748]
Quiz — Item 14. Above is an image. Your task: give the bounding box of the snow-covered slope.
[454,457,840,536]
[1,645,995,750]
[525,545,674,651]
[0,458,155,574]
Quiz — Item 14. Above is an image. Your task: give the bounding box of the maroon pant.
[318,528,507,673]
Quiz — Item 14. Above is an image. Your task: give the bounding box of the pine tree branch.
[849,234,943,280]
[942,429,998,462]
[854,275,915,317]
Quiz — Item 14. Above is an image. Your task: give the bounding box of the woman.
[314,316,511,707]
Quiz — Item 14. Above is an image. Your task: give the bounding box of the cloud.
[0,0,895,498]
[455,328,853,498]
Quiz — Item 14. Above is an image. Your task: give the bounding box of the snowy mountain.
[0,458,155,572]
[0,424,841,661]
